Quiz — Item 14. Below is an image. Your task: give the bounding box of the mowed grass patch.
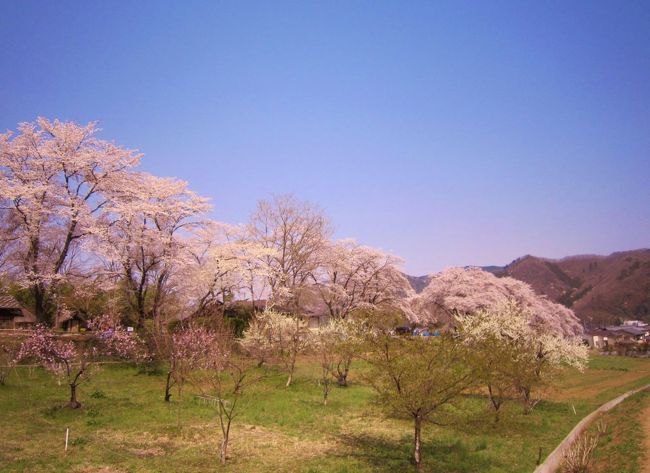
[1,354,648,472]
[575,390,650,473]
[551,354,650,404]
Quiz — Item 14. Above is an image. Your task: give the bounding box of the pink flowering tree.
[311,240,412,318]
[158,324,221,402]
[184,323,261,465]
[247,194,332,311]
[173,223,273,320]
[96,172,211,330]
[309,240,413,385]
[16,315,142,408]
[413,267,583,336]
[0,118,141,321]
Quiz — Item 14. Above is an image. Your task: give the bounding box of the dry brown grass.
[551,369,650,401]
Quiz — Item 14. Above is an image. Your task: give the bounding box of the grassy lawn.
[1,354,649,473]
[584,390,649,473]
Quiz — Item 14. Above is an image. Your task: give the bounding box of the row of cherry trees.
[1,118,585,338]
[9,301,587,468]
[0,118,409,329]
[2,118,590,469]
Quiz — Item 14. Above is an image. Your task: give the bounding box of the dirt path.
[641,400,650,473]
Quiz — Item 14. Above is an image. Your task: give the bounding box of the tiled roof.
[584,329,610,337]
[605,326,648,336]
[0,295,22,309]
[0,294,36,323]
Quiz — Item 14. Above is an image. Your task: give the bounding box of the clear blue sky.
[1,1,648,274]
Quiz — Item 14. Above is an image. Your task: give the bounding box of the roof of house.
[606,326,648,336]
[584,329,611,337]
[585,326,649,338]
[0,294,22,309]
[0,294,36,323]
[56,310,87,324]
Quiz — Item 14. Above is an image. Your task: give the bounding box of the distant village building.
[0,295,36,329]
[623,320,648,327]
[582,321,650,349]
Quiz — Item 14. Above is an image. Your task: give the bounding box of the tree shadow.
[335,429,505,472]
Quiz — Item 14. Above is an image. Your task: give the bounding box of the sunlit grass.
[1,354,648,472]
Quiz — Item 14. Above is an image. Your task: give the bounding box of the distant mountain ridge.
[406,249,650,325]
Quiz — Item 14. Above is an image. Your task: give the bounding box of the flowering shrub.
[242,309,310,387]
[16,316,142,408]
[456,300,588,415]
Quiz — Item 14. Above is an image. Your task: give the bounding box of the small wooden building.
[0,295,36,329]
[582,329,612,349]
[55,310,87,333]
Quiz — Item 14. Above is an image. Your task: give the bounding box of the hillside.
[498,249,650,326]
[407,249,650,326]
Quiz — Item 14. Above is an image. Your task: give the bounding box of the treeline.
[1,118,591,470]
[0,118,408,329]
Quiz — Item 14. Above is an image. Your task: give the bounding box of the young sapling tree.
[243,309,310,387]
[456,300,588,416]
[186,323,261,465]
[362,332,473,469]
[16,315,142,408]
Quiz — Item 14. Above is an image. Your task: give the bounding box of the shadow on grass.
[334,429,502,473]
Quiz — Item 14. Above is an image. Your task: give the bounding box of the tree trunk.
[413,415,422,469]
[336,359,350,386]
[286,350,296,387]
[521,387,535,414]
[137,306,146,330]
[164,371,174,402]
[220,436,228,465]
[33,282,47,323]
[69,383,81,409]
[285,370,293,388]
[487,384,502,423]
[323,381,330,405]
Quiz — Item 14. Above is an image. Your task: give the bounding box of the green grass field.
[1,354,649,473]
[587,390,648,473]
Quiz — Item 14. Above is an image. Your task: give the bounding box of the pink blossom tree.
[184,323,260,465]
[97,172,211,329]
[0,118,140,321]
[16,315,142,408]
[173,223,273,320]
[247,194,331,311]
[311,240,411,319]
[159,324,222,402]
[413,267,583,336]
[307,240,415,385]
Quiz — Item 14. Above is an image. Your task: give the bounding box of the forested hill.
[407,249,650,326]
